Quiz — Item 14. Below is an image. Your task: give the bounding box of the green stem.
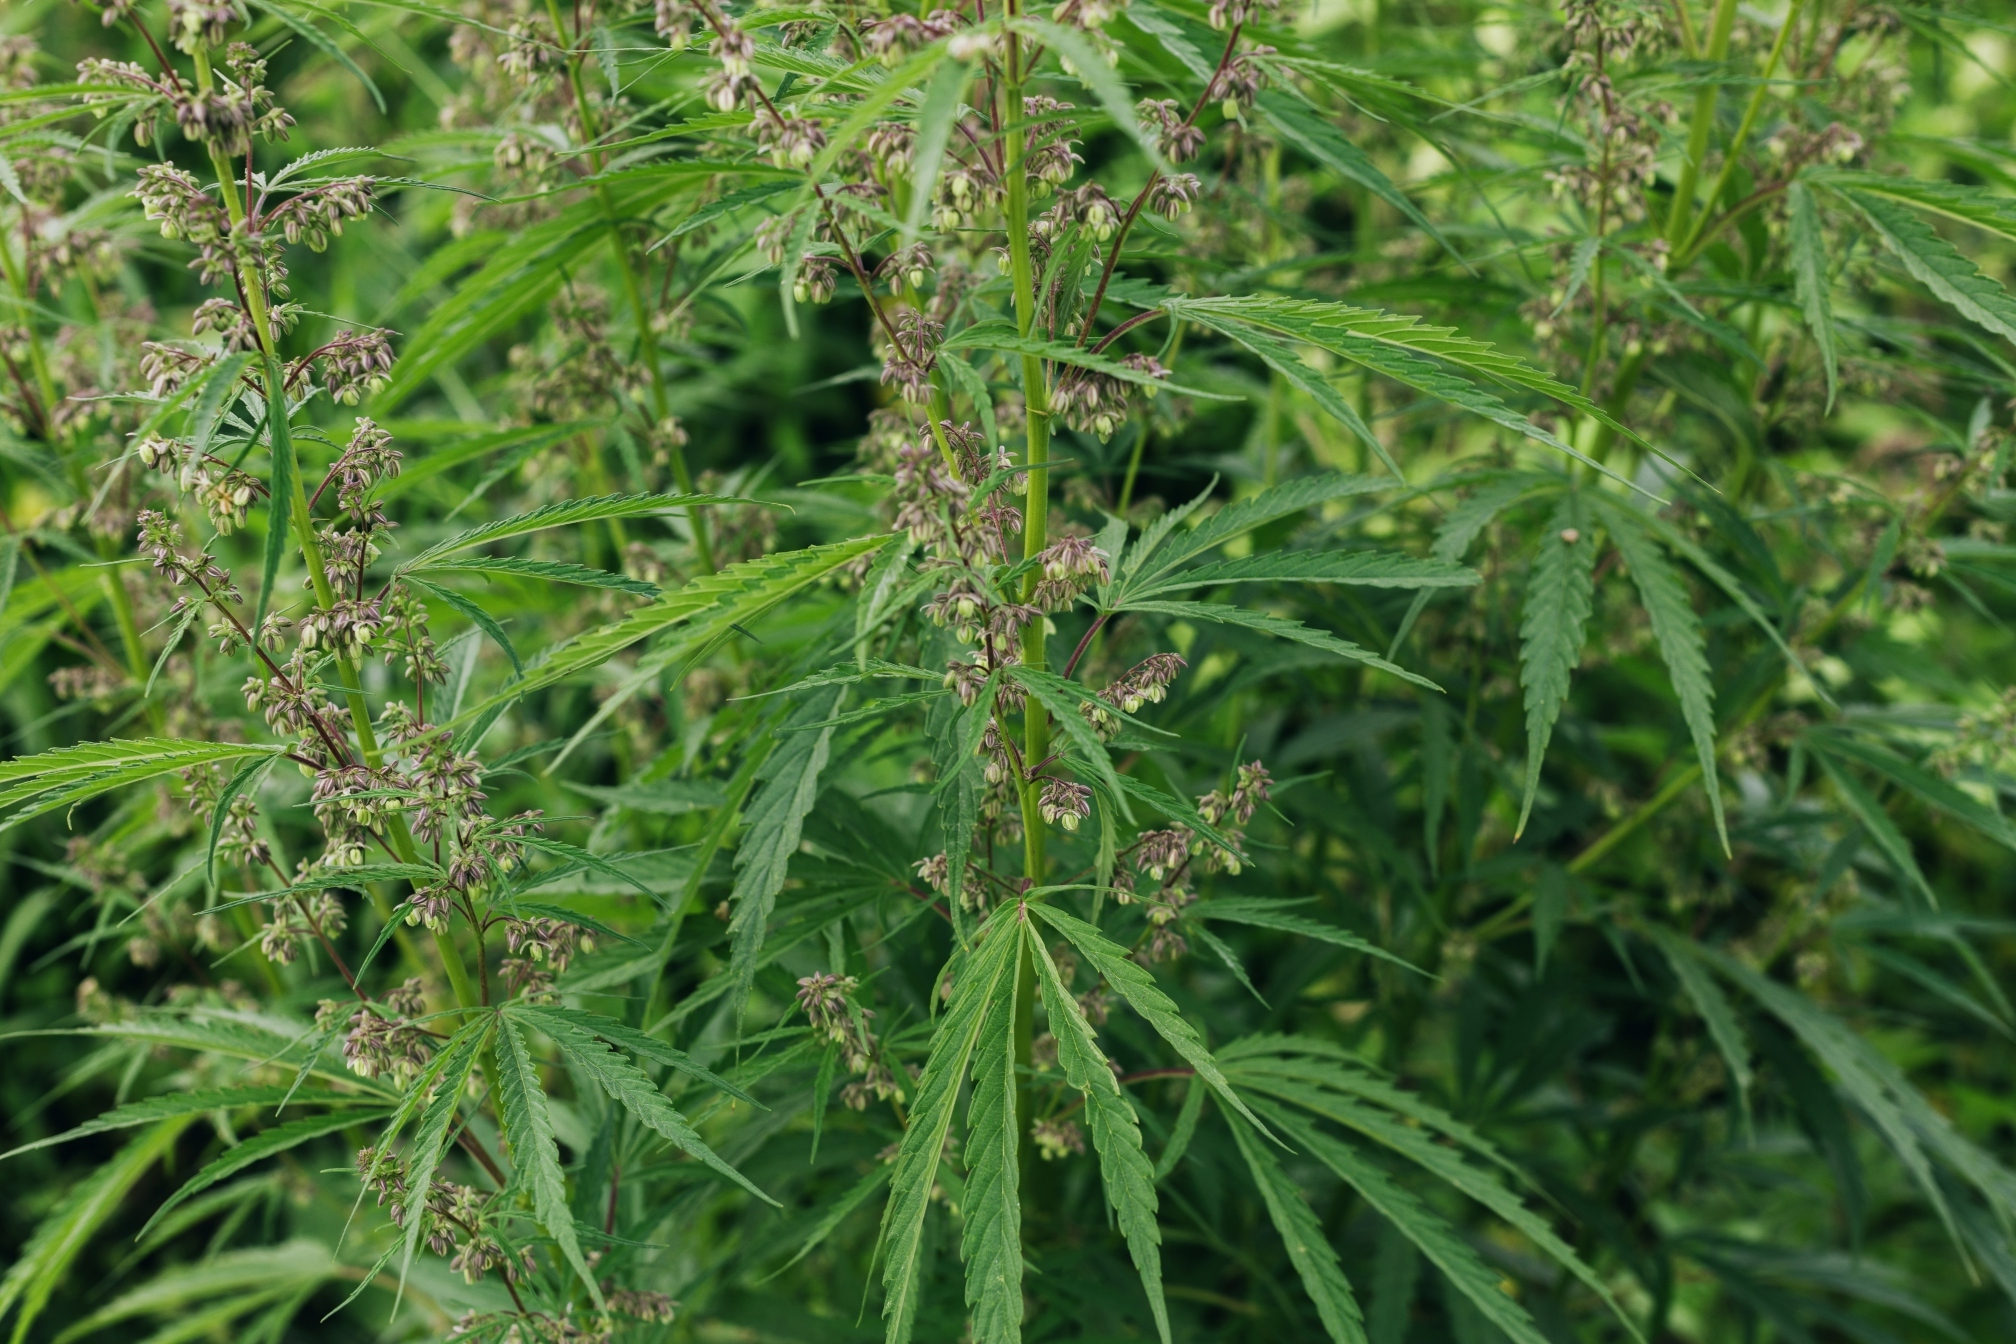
[1673,0,1803,265]
[1665,0,1739,250]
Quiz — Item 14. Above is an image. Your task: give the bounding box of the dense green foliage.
[6,0,2016,1340]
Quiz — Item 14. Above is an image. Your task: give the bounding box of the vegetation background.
[4,0,2016,1341]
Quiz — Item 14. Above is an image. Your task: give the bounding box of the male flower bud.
[1038,778,1092,831]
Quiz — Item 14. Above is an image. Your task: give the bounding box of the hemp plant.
[7,0,2016,1341]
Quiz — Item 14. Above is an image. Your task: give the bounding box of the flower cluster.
[1054,354,1169,440]
[1031,534,1111,610]
[1082,652,1186,738]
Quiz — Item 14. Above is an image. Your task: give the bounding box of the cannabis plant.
[5,0,2016,1339]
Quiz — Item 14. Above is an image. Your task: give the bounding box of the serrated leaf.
[0,740,287,834]
[1031,936,1170,1343]
[510,1004,759,1105]
[532,1008,775,1205]
[760,1162,891,1281]
[1124,474,1392,593]
[728,687,839,1023]
[1593,499,1726,853]
[401,492,747,571]
[942,320,1232,400]
[406,575,521,675]
[1815,751,1936,906]
[1029,902,1270,1137]
[962,954,1022,1344]
[1185,899,1428,977]
[1205,318,1402,479]
[1645,926,1753,1124]
[1844,187,2016,342]
[1810,733,2016,854]
[901,57,973,247]
[1120,599,1441,690]
[392,1016,489,1302]
[1258,92,1460,266]
[0,1120,190,1344]
[1515,495,1596,837]
[1228,1110,1368,1343]
[1788,181,1839,410]
[0,1086,375,1162]
[415,555,659,595]
[1133,550,1478,600]
[879,909,1022,1344]
[50,1241,331,1343]
[138,1107,394,1242]
[452,536,887,729]
[495,1013,601,1306]
[1261,1106,1550,1344]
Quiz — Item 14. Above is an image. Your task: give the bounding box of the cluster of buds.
[1207,47,1274,119]
[1207,0,1279,31]
[139,341,213,398]
[312,328,395,404]
[136,510,241,604]
[265,175,375,253]
[380,585,447,685]
[1134,828,1191,885]
[329,417,403,511]
[914,852,988,909]
[502,916,592,986]
[876,243,934,293]
[1031,534,1111,610]
[1038,778,1092,832]
[797,971,903,1107]
[1054,354,1168,440]
[355,1146,410,1223]
[880,310,943,404]
[891,435,972,546]
[241,653,333,738]
[190,297,258,352]
[1053,183,1122,241]
[177,43,293,155]
[865,121,917,175]
[342,1003,433,1081]
[258,891,344,963]
[755,107,828,170]
[1082,652,1186,737]
[933,161,1004,230]
[1031,1118,1087,1160]
[793,253,837,305]
[1144,173,1202,221]
[404,883,458,932]
[945,643,1025,712]
[703,23,759,112]
[135,433,264,536]
[1023,97,1084,192]
[167,0,247,54]
[310,762,401,835]
[403,728,488,844]
[298,597,384,658]
[654,0,702,49]
[861,10,961,63]
[132,164,228,245]
[213,790,271,870]
[1200,760,1272,827]
[1138,99,1206,163]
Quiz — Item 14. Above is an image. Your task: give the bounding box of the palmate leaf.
[0,1119,190,1344]
[942,321,1233,400]
[962,956,1023,1344]
[1029,902,1270,1135]
[1515,494,1596,837]
[1257,93,1459,263]
[1208,318,1403,479]
[1808,732,2016,853]
[136,1108,396,1242]
[1644,927,1754,1123]
[495,1013,600,1306]
[1592,497,1727,853]
[727,687,840,1023]
[1259,1105,1551,1344]
[414,555,660,595]
[1815,751,1937,906]
[1117,473,1393,597]
[1228,1110,1368,1344]
[521,1005,775,1205]
[0,1085,378,1162]
[399,492,749,571]
[1788,181,1840,410]
[1030,936,1170,1344]
[0,740,286,826]
[510,1004,759,1104]
[879,908,1022,1344]
[1816,169,2016,243]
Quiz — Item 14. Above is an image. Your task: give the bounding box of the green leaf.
[452,536,887,729]
[510,1004,759,1106]
[1029,902,1271,1137]
[1008,667,1132,820]
[1012,17,1173,174]
[495,1013,601,1306]
[1125,473,1393,592]
[1132,550,1478,600]
[1119,600,1441,691]
[1258,93,1460,266]
[901,57,974,247]
[137,1108,393,1243]
[0,1120,189,1344]
[1814,751,1937,906]
[1185,899,1429,977]
[530,1006,776,1205]
[1228,1110,1368,1344]
[401,492,747,571]
[1593,499,1726,853]
[205,754,277,892]
[394,1018,489,1300]
[0,1086,375,1162]
[728,688,840,1023]
[405,575,521,675]
[247,0,385,110]
[1842,187,2016,343]
[1203,319,1402,479]
[1809,733,2016,854]
[0,740,287,834]
[1262,1106,1551,1344]
[1515,495,1596,837]
[415,555,659,595]
[1031,936,1170,1343]
[759,1162,891,1280]
[962,949,1023,1344]
[1788,181,1839,410]
[1817,169,2016,244]
[942,321,1233,400]
[49,1241,331,1344]
[1645,926,1754,1124]
[878,909,1022,1344]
